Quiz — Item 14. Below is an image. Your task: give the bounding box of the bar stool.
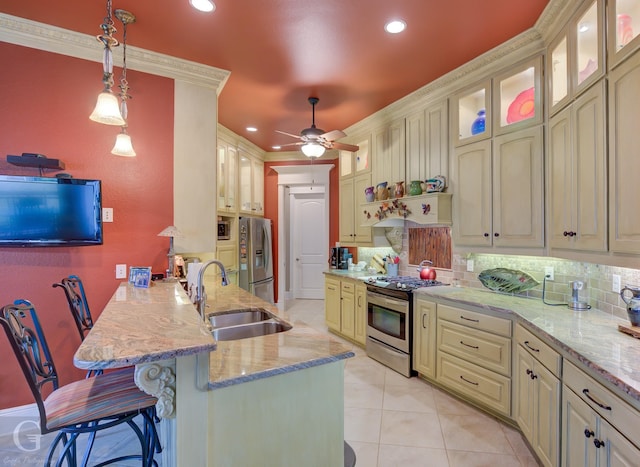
[1,299,159,467]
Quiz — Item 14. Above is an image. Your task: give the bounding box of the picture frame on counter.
[129,266,152,288]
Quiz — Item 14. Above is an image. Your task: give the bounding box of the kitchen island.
[74,280,354,467]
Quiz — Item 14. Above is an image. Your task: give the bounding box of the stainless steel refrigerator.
[238,217,274,303]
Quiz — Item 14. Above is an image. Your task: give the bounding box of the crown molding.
[0,13,230,92]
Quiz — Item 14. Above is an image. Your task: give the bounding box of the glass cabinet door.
[339,151,353,178]
[609,0,640,66]
[549,35,569,111]
[494,56,542,134]
[452,80,491,146]
[354,138,370,173]
[575,0,602,89]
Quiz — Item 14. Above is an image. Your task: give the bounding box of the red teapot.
[417,260,437,280]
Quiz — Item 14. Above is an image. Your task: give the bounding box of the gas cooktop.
[365,275,444,290]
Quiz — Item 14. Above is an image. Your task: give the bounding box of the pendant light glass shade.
[111,131,136,157]
[301,142,326,158]
[90,92,126,126]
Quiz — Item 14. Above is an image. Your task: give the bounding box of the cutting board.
[408,227,452,269]
[618,323,640,339]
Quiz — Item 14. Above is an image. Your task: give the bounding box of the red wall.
[0,43,174,408]
[263,160,340,302]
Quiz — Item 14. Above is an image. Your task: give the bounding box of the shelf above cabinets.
[359,192,452,227]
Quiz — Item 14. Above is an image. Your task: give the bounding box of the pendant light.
[301,142,325,158]
[89,0,126,126]
[111,9,136,157]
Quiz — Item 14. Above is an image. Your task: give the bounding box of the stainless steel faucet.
[196,259,229,325]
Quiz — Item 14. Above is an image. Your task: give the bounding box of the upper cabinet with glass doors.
[339,136,370,178]
[548,0,604,115]
[451,80,492,147]
[493,56,543,135]
[608,0,640,68]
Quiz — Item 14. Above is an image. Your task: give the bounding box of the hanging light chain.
[96,0,119,91]
[118,15,131,122]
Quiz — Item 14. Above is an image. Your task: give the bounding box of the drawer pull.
[593,438,605,449]
[524,341,540,353]
[582,389,612,411]
[584,428,594,438]
[460,340,479,350]
[460,375,479,386]
[526,369,537,380]
[460,315,480,323]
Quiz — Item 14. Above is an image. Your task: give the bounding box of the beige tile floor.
[0,298,540,466]
[285,298,541,467]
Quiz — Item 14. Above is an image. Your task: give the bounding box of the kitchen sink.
[212,320,292,341]
[207,308,274,329]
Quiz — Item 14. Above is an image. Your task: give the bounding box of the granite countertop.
[414,285,640,407]
[323,269,380,280]
[74,280,354,390]
[203,281,354,389]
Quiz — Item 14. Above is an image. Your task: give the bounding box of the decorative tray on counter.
[478,268,539,294]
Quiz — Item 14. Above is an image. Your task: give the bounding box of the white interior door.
[291,189,327,299]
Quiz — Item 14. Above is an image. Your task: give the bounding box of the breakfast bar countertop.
[74,280,354,389]
[413,285,640,407]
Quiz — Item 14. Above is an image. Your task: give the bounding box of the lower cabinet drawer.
[437,319,511,376]
[437,352,511,416]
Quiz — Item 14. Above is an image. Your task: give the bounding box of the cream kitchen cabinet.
[339,137,370,178]
[339,172,372,245]
[372,119,405,187]
[412,298,437,379]
[562,361,640,467]
[405,100,449,184]
[609,50,640,254]
[452,126,544,248]
[216,242,239,285]
[548,0,604,115]
[549,81,607,252]
[451,80,492,146]
[514,324,561,467]
[238,152,264,216]
[217,143,237,213]
[435,304,512,416]
[324,275,366,346]
[607,0,640,69]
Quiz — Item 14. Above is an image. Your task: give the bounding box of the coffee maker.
[330,247,349,269]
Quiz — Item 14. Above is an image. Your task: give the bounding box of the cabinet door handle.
[563,231,569,237]
[582,389,612,411]
[460,340,479,350]
[584,428,594,438]
[494,232,500,237]
[524,341,540,353]
[460,315,480,323]
[358,296,362,307]
[593,439,605,449]
[460,375,479,386]
[422,314,427,329]
[483,233,490,237]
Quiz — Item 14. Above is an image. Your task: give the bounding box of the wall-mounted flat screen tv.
[0,175,103,247]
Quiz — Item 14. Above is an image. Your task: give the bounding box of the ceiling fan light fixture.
[385,20,406,34]
[301,142,325,158]
[190,0,216,12]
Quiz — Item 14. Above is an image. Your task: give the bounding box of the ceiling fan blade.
[275,130,302,139]
[278,142,304,148]
[329,141,360,152]
[321,129,347,141]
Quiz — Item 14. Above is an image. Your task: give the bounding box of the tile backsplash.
[358,225,640,321]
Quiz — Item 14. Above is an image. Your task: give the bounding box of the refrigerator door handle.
[263,224,270,270]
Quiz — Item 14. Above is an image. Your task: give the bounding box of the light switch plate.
[466,259,474,272]
[612,274,621,292]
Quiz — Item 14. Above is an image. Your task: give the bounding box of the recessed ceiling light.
[272,145,281,150]
[246,127,257,132]
[190,0,216,13]
[385,20,406,34]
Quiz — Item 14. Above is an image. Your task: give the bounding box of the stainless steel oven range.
[365,276,444,377]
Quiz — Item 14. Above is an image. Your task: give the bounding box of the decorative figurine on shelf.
[376,182,388,200]
[409,180,422,196]
[471,109,486,135]
[394,181,405,198]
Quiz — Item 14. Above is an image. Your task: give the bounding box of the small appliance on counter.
[330,247,350,270]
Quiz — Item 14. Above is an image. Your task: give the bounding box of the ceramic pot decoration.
[365,186,375,202]
[425,175,446,193]
[394,181,404,198]
[621,286,640,326]
[376,182,388,200]
[471,109,486,135]
[409,180,422,196]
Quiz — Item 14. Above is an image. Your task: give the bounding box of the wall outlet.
[466,259,474,272]
[612,274,621,292]
[103,207,113,223]
[544,266,554,281]
[115,264,127,279]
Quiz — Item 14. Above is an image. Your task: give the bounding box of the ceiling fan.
[276,97,359,157]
